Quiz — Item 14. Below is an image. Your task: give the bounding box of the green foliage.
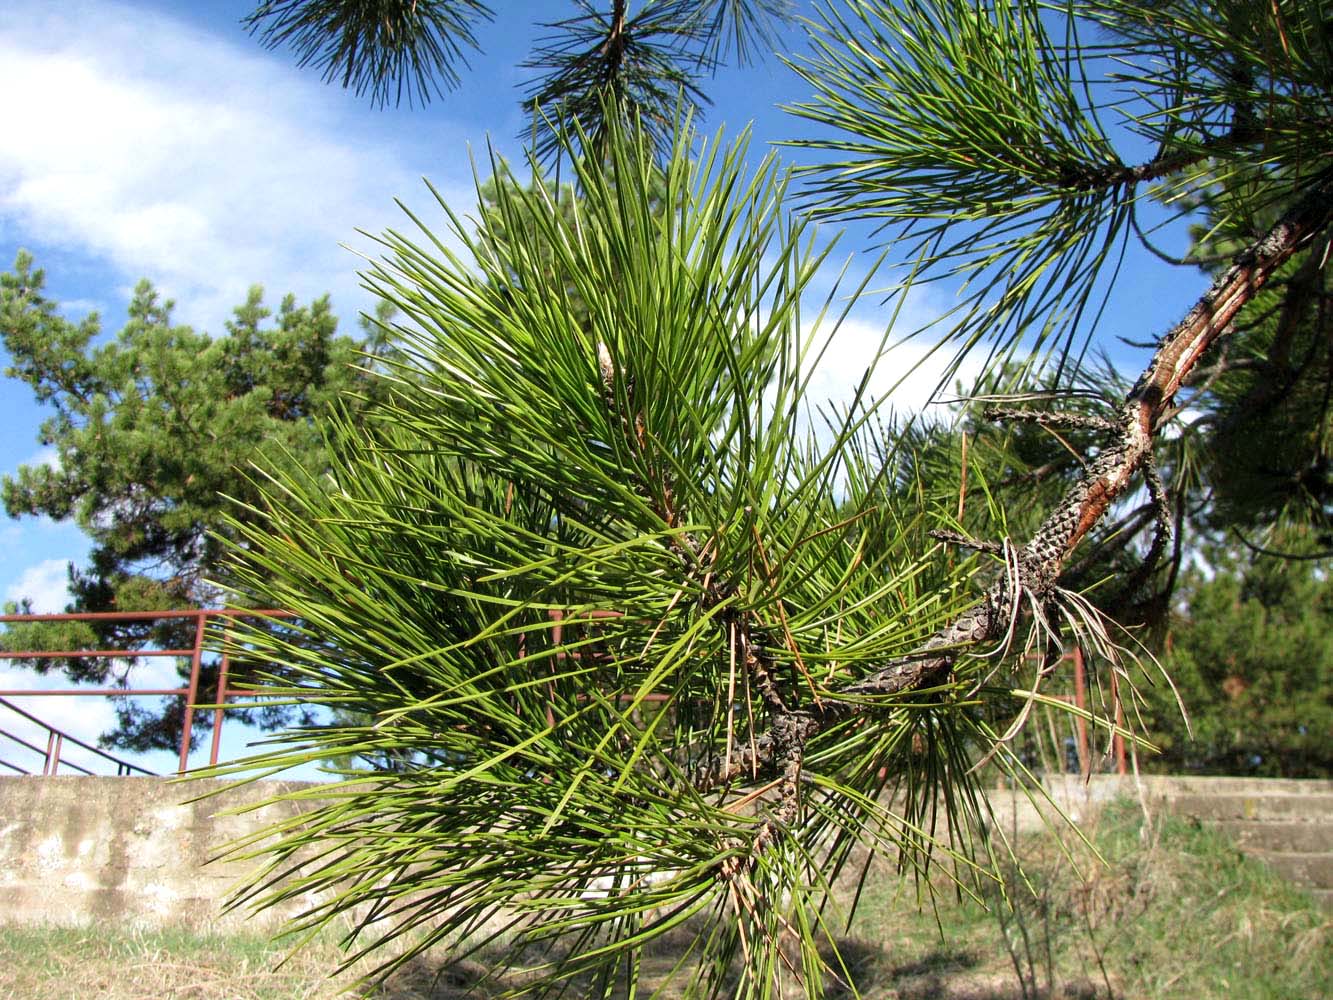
[788,0,1333,370]
[245,0,494,107]
[785,0,1333,631]
[0,253,387,750]
[519,1,792,164]
[1137,543,1333,777]
[522,2,712,164]
[475,159,673,331]
[196,1,1333,996]
[246,2,796,164]
[211,118,1039,998]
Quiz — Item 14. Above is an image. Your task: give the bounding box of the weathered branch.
[930,528,1004,555]
[698,170,1333,790]
[983,406,1116,433]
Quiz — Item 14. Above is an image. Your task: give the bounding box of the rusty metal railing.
[0,609,292,775]
[0,609,1126,779]
[0,696,155,776]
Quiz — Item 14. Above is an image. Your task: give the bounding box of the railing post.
[209,617,230,767]
[178,610,207,774]
[547,610,561,730]
[1072,645,1090,779]
[44,731,58,775]
[0,609,297,777]
[1110,663,1127,776]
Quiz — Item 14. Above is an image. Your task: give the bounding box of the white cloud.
[802,300,986,422]
[0,2,476,328]
[20,447,59,472]
[131,656,188,691]
[0,667,114,768]
[54,298,103,317]
[4,558,70,614]
[0,516,88,593]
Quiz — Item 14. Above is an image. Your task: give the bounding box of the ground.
[2,802,1328,999]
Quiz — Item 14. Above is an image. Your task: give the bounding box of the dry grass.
[836,800,1331,999]
[2,802,1328,999]
[0,923,483,1000]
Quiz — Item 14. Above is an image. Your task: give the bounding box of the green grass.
[1,801,1328,999]
[0,923,431,1000]
[839,800,1331,999]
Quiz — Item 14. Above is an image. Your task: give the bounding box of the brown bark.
[702,170,1333,800]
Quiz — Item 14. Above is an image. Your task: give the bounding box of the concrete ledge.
[3,773,1329,929]
[0,776,324,930]
[1248,851,1333,888]
[1216,821,1330,853]
[1158,791,1333,822]
[988,774,1333,827]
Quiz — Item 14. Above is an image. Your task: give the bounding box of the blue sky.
[0,1,1207,776]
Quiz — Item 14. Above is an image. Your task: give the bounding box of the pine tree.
[198,1,1333,994]
[1139,540,1332,778]
[0,254,392,750]
[207,1,1333,992]
[10,1,1331,996]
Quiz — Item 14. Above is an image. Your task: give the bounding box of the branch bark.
[700,169,1333,789]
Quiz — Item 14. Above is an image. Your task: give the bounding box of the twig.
[930,528,1005,555]
[984,406,1117,433]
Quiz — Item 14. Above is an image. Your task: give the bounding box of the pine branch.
[245,0,493,108]
[983,406,1117,433]
[929,529,1005,555]
[598,326,793,745]
[1056,116,1331,192]
[697,168,1333,795]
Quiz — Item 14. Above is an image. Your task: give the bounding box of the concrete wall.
[988,773,1333,908]
[990,772,1333,829]
[0,776,324,930]
[2,774,1329,929]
